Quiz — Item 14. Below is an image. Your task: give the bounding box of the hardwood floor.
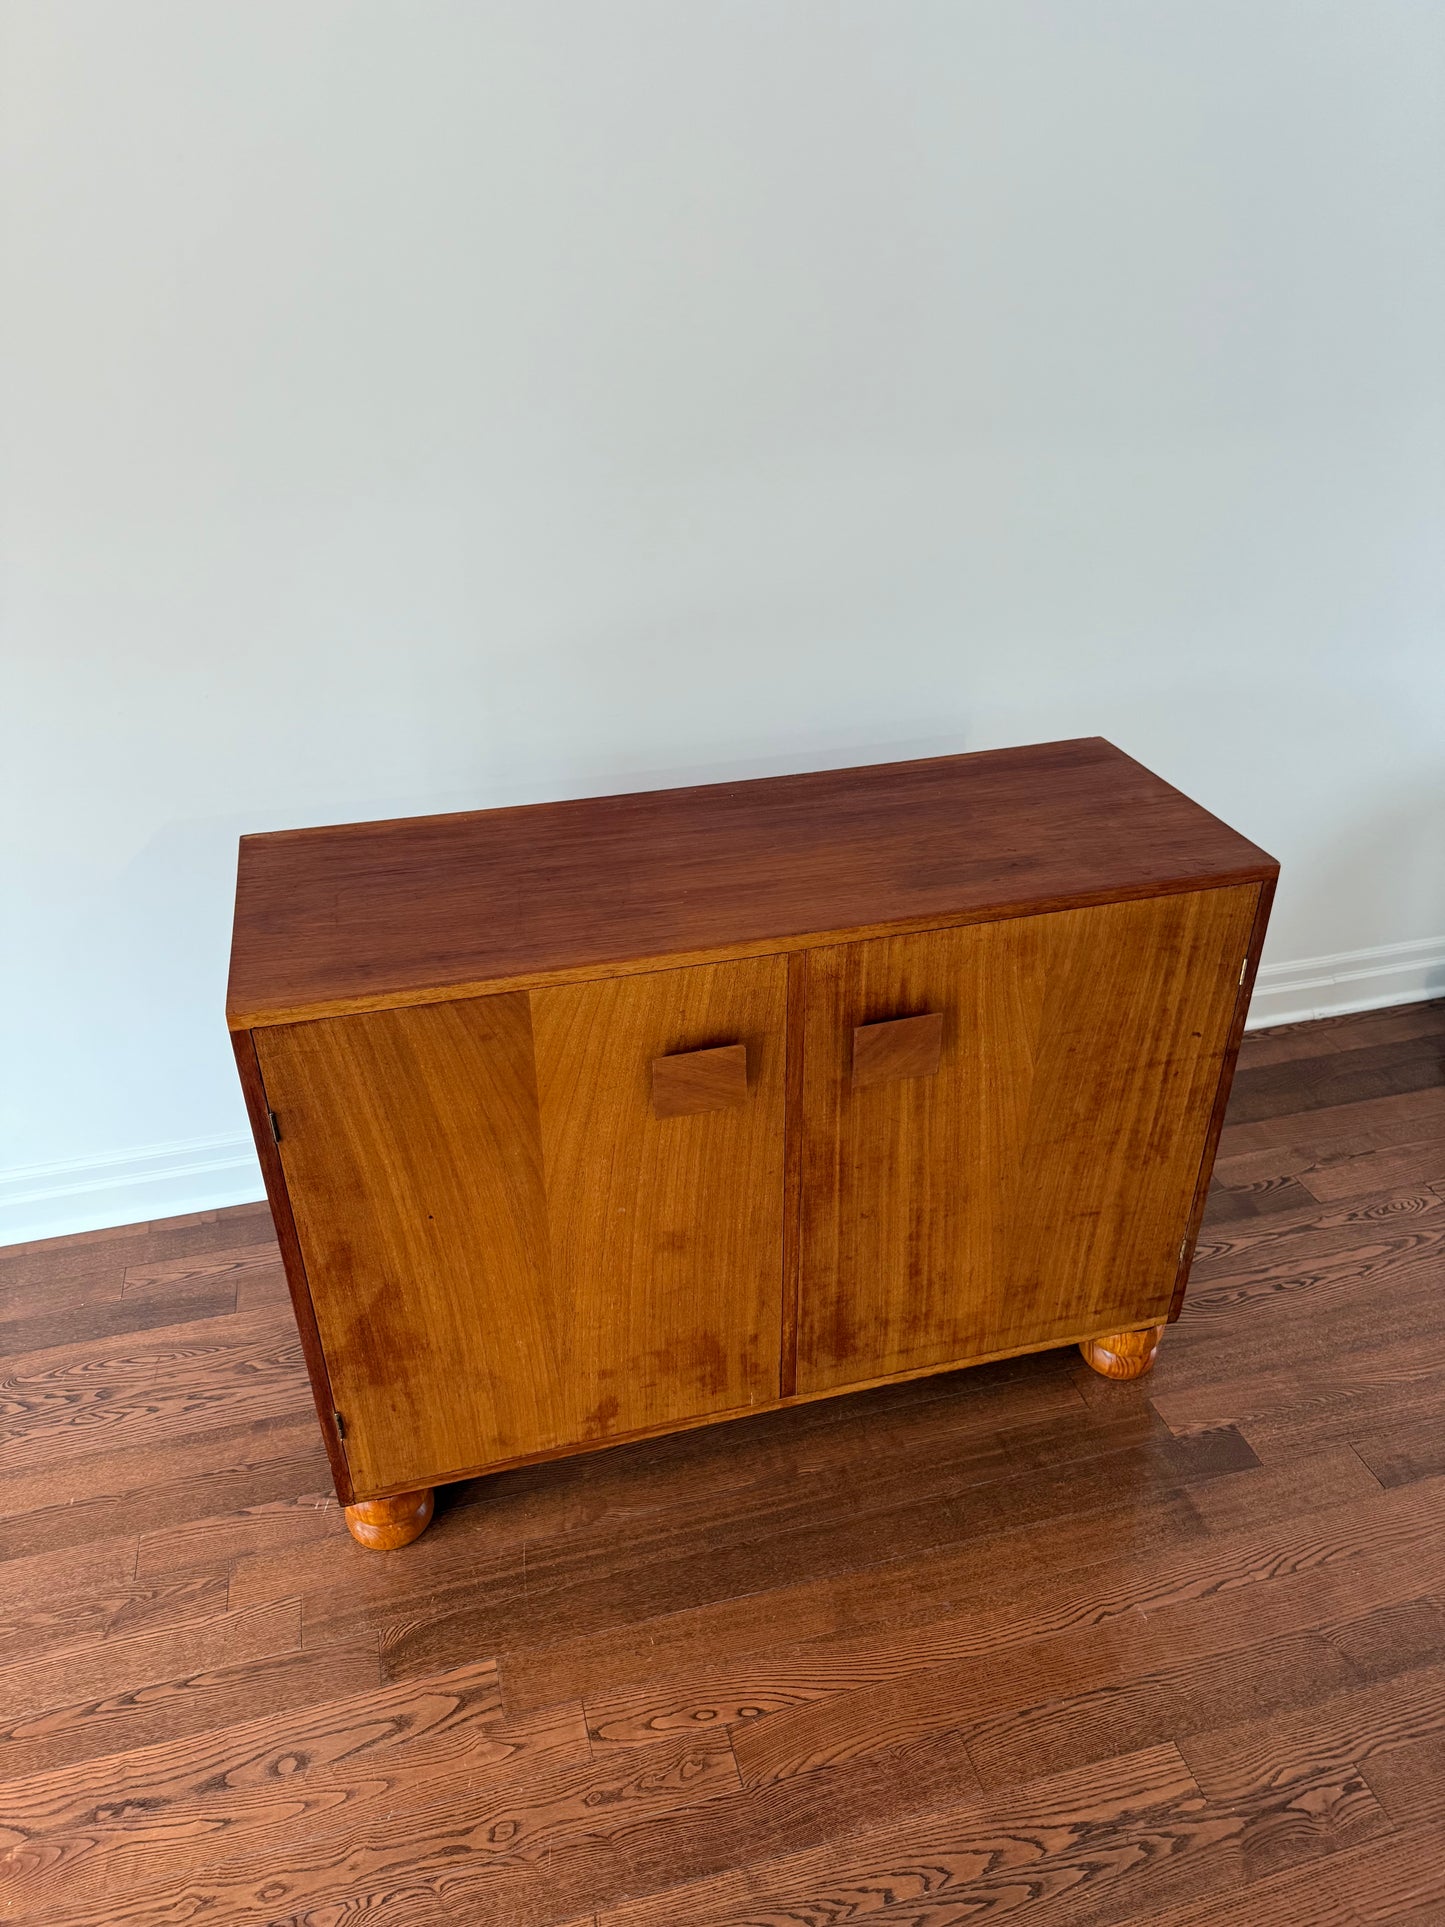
[1,999,1443,1925]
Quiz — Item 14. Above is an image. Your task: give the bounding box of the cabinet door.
[255,955,786,1495]
[796,886,1258,1394]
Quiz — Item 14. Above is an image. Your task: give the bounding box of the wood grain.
[2,1570,232,1668]
[253,992,554,1497]
[650,1043,749,1118]
[232,1027,353,1503]
[778,950,807,1400]
[797,885,1259,1392]
[579,1475,1445,1758]
[0,1306,314,1477]
[0,1418,328,1564]
[850,1010,944,1087]
[0,1664,553,1923]
[344,1488,435,1550]
[530,955,787,1445]
[1170,872,1275,1319]
[227,738,1275,1026]
[589,1744,1267,1927]
[1080,1323,1166,1379]
[255,955,787,1497]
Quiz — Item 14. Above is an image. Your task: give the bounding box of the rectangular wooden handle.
[851,1012,944,1088]
[651,1042,750,1119]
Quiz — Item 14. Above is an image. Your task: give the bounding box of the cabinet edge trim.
[227,869,1280,1032]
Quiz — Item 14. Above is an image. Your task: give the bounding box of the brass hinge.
[333,1410,346,1439]
[268,1111,282,1143]
[1180,1237,1190,1265]
[1239,954,1249,986]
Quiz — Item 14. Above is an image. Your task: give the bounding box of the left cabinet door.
[253,954,788,1497]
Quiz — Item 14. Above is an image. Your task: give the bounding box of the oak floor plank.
[1225,1030,1445,1126]
[1244,1394,1445,1461]
[722,1575,1445,1801]
[958,1596,1445,1798]
[1191,1181,1445,1276]
[0,1535,138,1615]
[0,1441,333,1569]
[0,1310,314,1475]
[1175,1225,1445,1352]
[452,1349,1095,1567]
[234,1264,294,1310]
[1197,1173,1320,1227]
[500,1480,1207,1719]
[22,1730,739,1927]
[0,1598,300,1732]
[1180,1657,1445,1811]
[1180,1438,1383,1534]
[232,1361,1094,1631]
[0,1636,379,1784]
[1300,1135,1445,1203]
[0,1278,243,1360]
[1210,1132,1445,1201]
[0,1208,275,1310]
[1148,1332,1445,1438]
[371,1427,1238,1687]
[5,1569,233,1668]
[1214,1079,1445,1159]
[1231,998,1444,1070]
[1170,1827,1445,1927]
[1349,1413,1445,1490]
[552,1727,991,1926]
[273,1886,473,1927]
[583,1475,1445,1767]
[135,1482,347,1580]
[504,1442,1422,1726]
[1356,1728,1445,1827]
[593,1742,1382,1927]
[0,1300,303,1395]
[0,1663,573,1921]
[231,1387,1220,1669]
[0,1656,508,1835]
[0,1265,130,1326]
[0,1411,324,1524]
[1,1221,149,1259]
[120,1240,283,1299]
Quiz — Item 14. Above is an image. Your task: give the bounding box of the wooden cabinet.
[228,739,1275,1548]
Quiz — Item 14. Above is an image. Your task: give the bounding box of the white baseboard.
[1246,934,1445,1031]
[0,1134,264,1250]
[2,934,1441,1249]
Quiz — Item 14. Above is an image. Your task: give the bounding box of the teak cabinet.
[228,739,1276,1549]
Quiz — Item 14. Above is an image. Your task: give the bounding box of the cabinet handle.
[852,1012,944,1088]
[651,1043,749,1119]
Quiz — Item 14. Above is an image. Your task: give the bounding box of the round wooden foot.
[1079,1325,1165,1381]
[344,1488,435,1550]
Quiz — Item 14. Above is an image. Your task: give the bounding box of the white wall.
[3,0,1443,1244]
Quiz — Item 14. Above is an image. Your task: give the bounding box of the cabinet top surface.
[227,737,1276,1026]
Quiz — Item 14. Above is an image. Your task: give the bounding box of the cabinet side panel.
[1170,875,1275,1319]
[798,886,1260,1392]
[530,955,787,1440]
[253,995,561,1495]
[230,1028,353,1505]
[779,951,808,1400]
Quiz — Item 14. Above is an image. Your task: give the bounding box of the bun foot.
[1080,1325,1165,1381]
[344,1488,435,1550]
